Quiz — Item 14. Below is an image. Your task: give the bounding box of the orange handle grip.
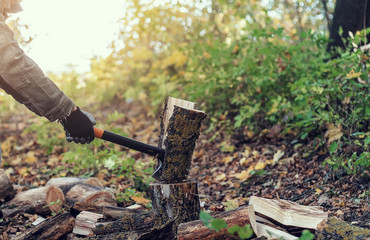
[94,127,104,139]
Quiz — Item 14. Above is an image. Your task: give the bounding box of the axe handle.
[94,127,165,160]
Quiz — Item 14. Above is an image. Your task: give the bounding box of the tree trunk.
[327,0,370,52]
[0,169,15,201]
[12,212,75,240]
[150,182,200,238]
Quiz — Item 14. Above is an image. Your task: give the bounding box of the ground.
[0,100,369,238]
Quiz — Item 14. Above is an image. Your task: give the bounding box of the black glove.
[60,107,96,144]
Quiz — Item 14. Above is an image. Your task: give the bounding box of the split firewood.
[102,205,144,220]
[2,185,65,218]
[156,96,207,183]
[46,177,103,195]
[12,212,75,240]
[315,217,370,240]
[0,169,15,201]
[249,196,328,239]
[177,206,251,240]
[73,211,103,236]
[66,184,116,213]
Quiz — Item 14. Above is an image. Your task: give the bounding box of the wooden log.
[150,182,200,238]
[91,211,154,239]
[66,184,116,213]
[157,97,206,183]
[315,217,370,240]
[0,169,15,201]
[2,185,65,217]
[177,206,251,240]
[46,177,103,195]
[12,212,75,240]
[46,185,65,214]
[73,211,103,236]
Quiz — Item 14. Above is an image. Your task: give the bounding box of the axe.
[94,127,165,181]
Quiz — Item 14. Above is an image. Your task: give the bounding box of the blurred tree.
[327,0,370,52]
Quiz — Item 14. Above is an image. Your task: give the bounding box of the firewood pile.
[1,169,370,240]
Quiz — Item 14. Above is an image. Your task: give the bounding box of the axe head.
[151,151,165,181]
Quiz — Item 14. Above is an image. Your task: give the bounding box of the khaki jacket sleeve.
[0,12,75,122]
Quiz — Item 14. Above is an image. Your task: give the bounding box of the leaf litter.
[0,101,369,238]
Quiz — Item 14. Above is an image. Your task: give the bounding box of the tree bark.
[327,0,370,52]
[315,217,370,240]
[0,169,15,201]
[150,182,200,237]
[12,212,75,240]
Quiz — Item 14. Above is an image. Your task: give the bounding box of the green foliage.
[299,230,315,240]
[200,211,254,239]
[24,120,66,155]
[24,112,153,190]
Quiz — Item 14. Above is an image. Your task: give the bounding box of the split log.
[0,169,15,201]
[66,184,116,213]
[13,212,75,240]
[249,196,328,239]
[315,217,370,240]
[102,205,144,220]
[46,177,103,195]
[157,97,206,183]
[2,185,65,217]
[178,206,251,240]
[73,211,103,236]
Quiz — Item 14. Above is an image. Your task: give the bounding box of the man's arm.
[0,12,75,122]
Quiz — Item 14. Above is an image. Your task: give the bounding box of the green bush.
[184,27,369,174]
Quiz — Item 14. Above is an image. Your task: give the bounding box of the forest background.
[0,0,369,216]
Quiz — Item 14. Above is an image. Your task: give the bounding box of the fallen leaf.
[216,173,227,181]
[131,196,150,205]
[273,150,285,165]
[25,152,37,164]
[222,156,233,165]
[324,124,343,145]
[17,167,28,176]
[234,170,250,181]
